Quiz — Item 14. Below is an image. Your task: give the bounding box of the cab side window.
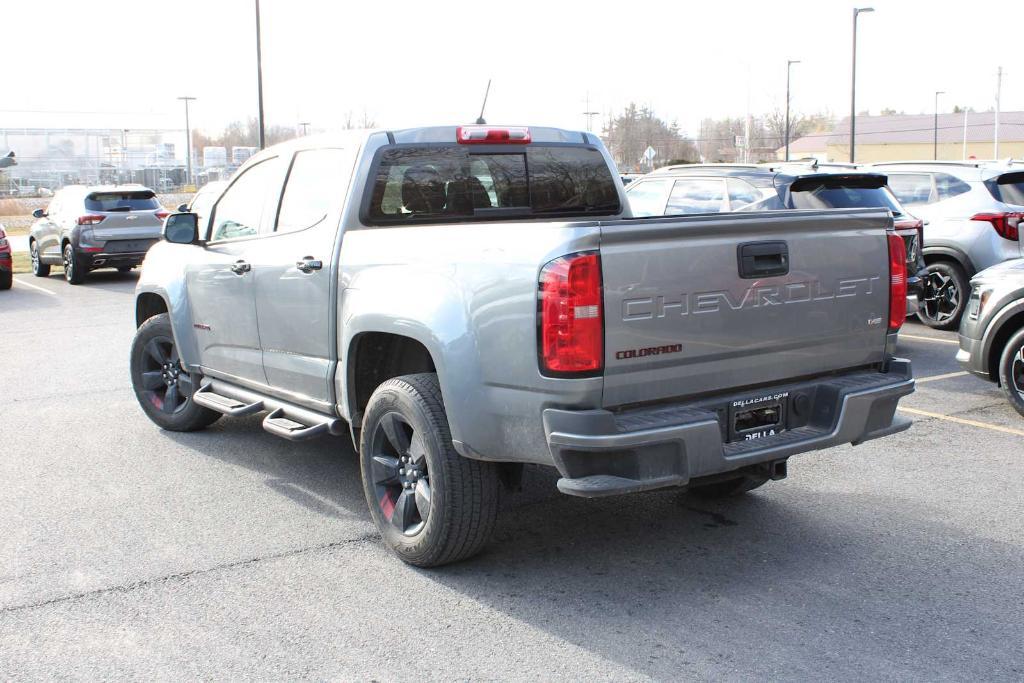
[275,149,350,234]
[209,158,280,241]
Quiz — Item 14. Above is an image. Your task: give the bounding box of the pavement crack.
[0,533,379,616]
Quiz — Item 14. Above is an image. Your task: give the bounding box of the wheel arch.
[984,304,1024,383]
[922,246,975,277]
[136,292,170,327]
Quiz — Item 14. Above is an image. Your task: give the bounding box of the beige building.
[779,111,1024,163]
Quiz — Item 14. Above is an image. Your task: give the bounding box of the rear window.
[789,176,905,217]
[85,191,160,212]
[364,145,620,224]
[985,172,1024,205]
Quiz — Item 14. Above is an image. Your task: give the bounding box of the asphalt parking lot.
[2,272,1022,681]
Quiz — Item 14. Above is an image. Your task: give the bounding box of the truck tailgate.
[599,209,893,407]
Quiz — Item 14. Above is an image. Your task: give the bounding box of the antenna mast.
[476,79,492,125]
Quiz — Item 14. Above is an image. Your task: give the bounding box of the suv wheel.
[63,243,86,285]
[30,240,50,277]
[998,327,1024,418]
[359,373,499,567]
[130,313,221,431]
[917,261,968,331]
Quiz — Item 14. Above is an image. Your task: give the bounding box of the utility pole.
[850,7,874,162]
[299,122,310,136]
[177,96,196,187]
[582,92,598,133]
[933,91,944,160]
[254,0,266,149]
[785,60,800,161]
[995,66,1002,159]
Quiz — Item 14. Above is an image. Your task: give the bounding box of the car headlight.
[967,287,992,321]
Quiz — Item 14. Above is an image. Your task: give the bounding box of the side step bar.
[195,379,345,442]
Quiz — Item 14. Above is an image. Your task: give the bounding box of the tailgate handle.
[737,241,789,279]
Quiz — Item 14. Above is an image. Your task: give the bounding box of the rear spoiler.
[787,173,888,193]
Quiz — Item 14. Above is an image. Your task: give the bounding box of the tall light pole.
[933,91,945,160]
[254,0,266,149]
[784,59,800,161]
[850,6,874,163]
[177,96,196,187]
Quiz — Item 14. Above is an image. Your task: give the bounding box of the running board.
[193,385,264,417]
[263,408,332,441]
[197,379,346,441]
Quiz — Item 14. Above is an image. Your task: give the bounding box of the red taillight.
[539,252,603,374]
[971,212,1021,241]
[887,232,907,331]
[457,126,531,145]
[155,210,170,220]
[76,214,105,226]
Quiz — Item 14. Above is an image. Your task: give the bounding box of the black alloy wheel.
[138,334,194,415]
[369,412,432,536]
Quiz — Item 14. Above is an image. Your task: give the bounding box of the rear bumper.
[83,251,147,269]
[543,360,915,497]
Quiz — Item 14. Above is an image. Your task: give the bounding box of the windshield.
[365,145,620,224]
[85,191,160,212]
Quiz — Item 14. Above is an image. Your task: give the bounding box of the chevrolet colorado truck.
[131,125,915,567]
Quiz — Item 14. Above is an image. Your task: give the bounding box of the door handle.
[295,257,323,273]
[230,260,251,275]
[737,241,789,279]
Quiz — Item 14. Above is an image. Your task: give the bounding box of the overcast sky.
[2,0,1020,139]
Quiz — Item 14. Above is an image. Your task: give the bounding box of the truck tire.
[63,243,86,285]
[997,327,1024,418]
[686,474,769,499]
[130,313,221,432]
[30,241,50,277]
[917,261,968,331]
[359,373,500,567]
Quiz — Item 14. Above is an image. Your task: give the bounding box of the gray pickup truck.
[131,125,915,566]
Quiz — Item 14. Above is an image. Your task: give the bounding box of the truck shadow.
[164,422,1022,679]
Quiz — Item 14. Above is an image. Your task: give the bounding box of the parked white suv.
[870,161,1024,329]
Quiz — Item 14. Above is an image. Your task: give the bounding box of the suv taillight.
[888,233,907,331]
[76,214,105,226]
[539,252,603,375]
[971,212,1021,241]
[155,210,170,220]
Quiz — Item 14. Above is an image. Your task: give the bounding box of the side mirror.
[32,208,46,219]
[163,212,200,245]
[176,203,188,212]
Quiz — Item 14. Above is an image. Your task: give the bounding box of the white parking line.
[898,406,1024,437]
[916,371,969,384]
[12,277,57,296]
[900,334,959,345]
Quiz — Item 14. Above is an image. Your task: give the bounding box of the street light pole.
[850,7,874,163]
[933,91,945,160]
[785,59,800,161]
[254,0,266,149]
[177,96,196,187]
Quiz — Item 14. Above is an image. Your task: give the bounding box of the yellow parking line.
[899,334,958,345]
[12,277,57,296]
[898,406,1024,437]
[915,371,969,384]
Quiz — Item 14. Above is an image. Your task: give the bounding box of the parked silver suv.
[957,258,1024,416]
[871,161,1024,330]
[28,184,167,284]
